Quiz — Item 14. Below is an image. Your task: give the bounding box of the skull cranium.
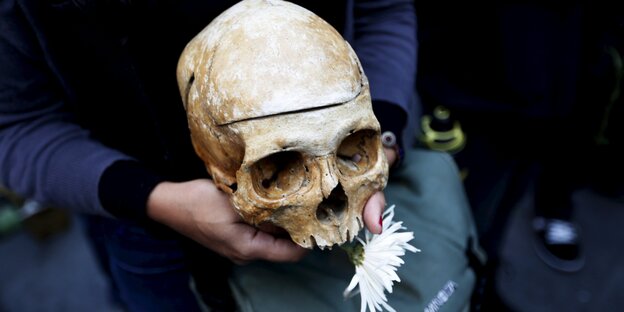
[177,0,389,249]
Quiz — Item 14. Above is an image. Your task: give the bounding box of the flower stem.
[340,242,364,266]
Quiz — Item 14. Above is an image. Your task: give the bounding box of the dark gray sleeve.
[0,0,130,215]
[350,0,417,117]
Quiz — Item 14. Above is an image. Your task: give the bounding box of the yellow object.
[420,106,466,154]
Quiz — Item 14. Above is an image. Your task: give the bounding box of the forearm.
[351,0,417,162]
[353,0,417,112]
[0,112,131,215]
[0,0,131,215]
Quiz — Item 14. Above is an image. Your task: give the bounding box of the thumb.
[363,191,385,234]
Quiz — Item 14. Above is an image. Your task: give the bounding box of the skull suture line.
[177,0,389,249]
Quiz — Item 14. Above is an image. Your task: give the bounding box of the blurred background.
[413,2,624,311]
[0,195,123,312]
[2,2,624,312]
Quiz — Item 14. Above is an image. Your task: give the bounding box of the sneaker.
[532,217,585,272]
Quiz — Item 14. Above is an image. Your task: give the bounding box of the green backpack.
[227,148,486,312]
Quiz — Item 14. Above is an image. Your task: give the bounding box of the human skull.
[177,0,389,249]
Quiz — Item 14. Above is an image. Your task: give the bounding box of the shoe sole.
[532,234,585,273]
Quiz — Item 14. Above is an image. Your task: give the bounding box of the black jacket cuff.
[372,100,407,167]
[372,100,407,145]
[99,160,165,222]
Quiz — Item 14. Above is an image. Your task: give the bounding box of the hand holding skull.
[147,179,307,264]
[145,178,392,264]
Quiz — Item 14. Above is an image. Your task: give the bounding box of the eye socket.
[250,151,307,199]
[336,129,379,176]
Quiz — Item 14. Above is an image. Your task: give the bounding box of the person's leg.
[82,215,124,307]
[532,121,586,272]
[86,216,205,312]
[229,148,484,312]
[185,240,236,312]
[532,164,585,272]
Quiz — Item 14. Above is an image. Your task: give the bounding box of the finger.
[363,191,385,234]
[234,224,308,263]
[383,147,397,167]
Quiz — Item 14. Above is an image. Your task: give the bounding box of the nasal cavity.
[316,184,348,223]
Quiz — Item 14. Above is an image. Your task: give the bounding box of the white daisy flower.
[342,205,420,312]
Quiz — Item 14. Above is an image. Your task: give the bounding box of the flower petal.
[342,204,420,312]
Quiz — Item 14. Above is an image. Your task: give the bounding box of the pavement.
[0,184,622,312]
[497,187,624,312]
[0,211,123,312]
